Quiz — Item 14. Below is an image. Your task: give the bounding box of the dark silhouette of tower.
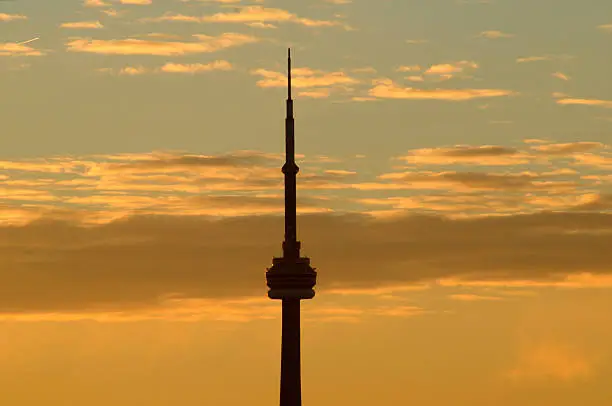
[266,48,317,406]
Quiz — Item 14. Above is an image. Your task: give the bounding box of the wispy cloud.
[60,21,104,29]
[516,56,550,63]
[252,67,358,89]
[84,0,110,7]
[508,340,593,382]
[119,66,147,75]
[396,145,528,165]
[423,60,479,81]
[246,22,277,29]
[160,60,233,73]
[368,79,515,101]
[449,294,503,301]
[0,13,27,22]
[120,0,152,4]
[396,65,421,72]
[0,41,45,57]
[552,71,570,81]
[425,61,478,75]
[98,60,234,75]
[530,142,604,155]
[66,33,258,55]
[145,6,349,29]
[478,30,514,39]
[298,89,331,99]
[597,23,612,32]
[557,98,612,109]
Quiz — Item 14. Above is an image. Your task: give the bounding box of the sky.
[1,0,612,405]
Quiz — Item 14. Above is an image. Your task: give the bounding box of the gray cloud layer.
[1,210,611,313]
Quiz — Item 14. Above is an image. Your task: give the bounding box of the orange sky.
[1,0,612,404]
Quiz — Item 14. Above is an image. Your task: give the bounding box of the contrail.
[18,37,40,45]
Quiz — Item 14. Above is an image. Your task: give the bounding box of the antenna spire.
[282,47,297,259]
[287,48,292,101]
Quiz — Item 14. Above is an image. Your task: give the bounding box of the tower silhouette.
[266,48,317,406]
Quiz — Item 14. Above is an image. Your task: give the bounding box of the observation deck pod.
[266,257,317,300]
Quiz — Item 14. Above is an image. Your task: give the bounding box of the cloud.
[246,22,277,29]
[571,153,612,170]
[147,6,348,29]
[556,98,612,109]
[144,33,183,40]
[0,41,45,57]
[65,33,258,55]
[101,62,234,76]
[552,71,570,81]
[119,66,146,75]
[60,21,104,29]
[193,0,245,3]
[1,144,608,225]
[160,60,233,73]
[571,194,612,211]
[375,171,572,192]
[478,30,513,39]
[396,65,421,72]
[420,60,479,81]
[516,56,550,63]
[356,194,525,214]
[440,273,612,290]
[368,79,514,101]
[0,151,357,220]
[0,13,27,22]
[448,294,503,301]
[523,139,549,144]
[530,142,604,155]
[351,96,378,102]
[325,284,430,297]
[120,0,152,4]
[143,14,201,23]
[508,340,593,381]
[84,0,110,6]
[201,6,342,27]
[252,68,358,89]
[597,23,612,31]
[425,60,478,75]
[405,76,424,82]
[396,145,527,165]
[298,89,331,99]
[90,151,277,174]
[102,8,120,17]
[1,210,612,315]
[516,54,573,63]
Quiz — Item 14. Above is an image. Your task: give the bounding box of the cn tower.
[266,49,318,406]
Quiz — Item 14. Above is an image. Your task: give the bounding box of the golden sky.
[1,0,612,405]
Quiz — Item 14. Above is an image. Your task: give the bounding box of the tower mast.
[266,49,318,406]
[283,47,299,260]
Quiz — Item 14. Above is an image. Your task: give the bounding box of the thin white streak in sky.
[18,37,40,45]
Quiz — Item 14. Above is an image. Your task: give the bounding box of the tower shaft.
[280,299,302,406]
